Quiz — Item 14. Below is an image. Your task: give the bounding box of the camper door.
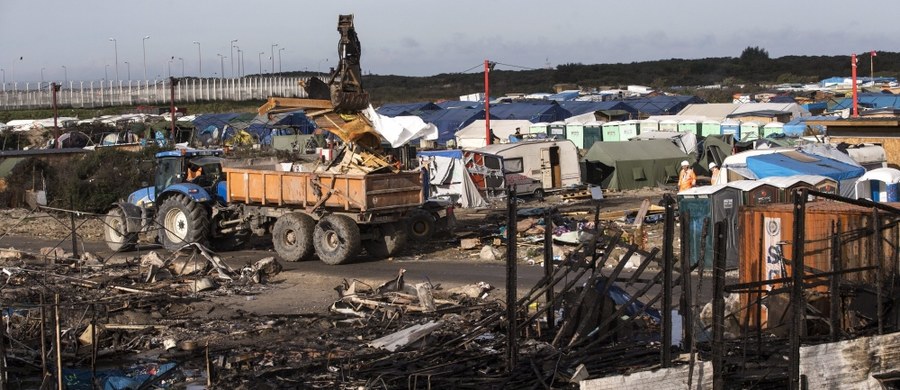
[540,146,562,189]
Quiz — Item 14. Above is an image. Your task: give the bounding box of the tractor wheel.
[104,207,137,252]
[313,214,360,265]
[363,222,408,259]
[406,209,436,241]
[156,194,210,251]
[272,213,315,262]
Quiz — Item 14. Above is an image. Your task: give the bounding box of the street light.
[193,41,202,77]
[108,37,119,82]
[142,35,151,80]
[270,43,278,75]
[217,54,226,79]
[230,39,238,78]
[258,51,264,75]
[178,57,185,77]
[61,65,67,83]
[124,61,131,80]
[278,47,285,73]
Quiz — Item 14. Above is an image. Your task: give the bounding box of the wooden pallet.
[560,189,592,199]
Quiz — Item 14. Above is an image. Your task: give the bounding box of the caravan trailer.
[467,139,582,197]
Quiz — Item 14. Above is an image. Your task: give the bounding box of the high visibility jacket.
[678,168,696,192]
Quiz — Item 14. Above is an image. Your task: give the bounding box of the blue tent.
[437,101,481,109]
[417,149,463,159]
[747,152,864,183]
[622,95,705,116]
[488,101,569,122]
[192,113,241,132]
[832,93,900,110]
[419,108,488,144]
[377,102,442,117]
[557,101,638,118]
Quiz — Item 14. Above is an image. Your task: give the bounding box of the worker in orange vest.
[678,160,696,192]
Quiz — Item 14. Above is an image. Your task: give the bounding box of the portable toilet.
[583,121,605,148]
[677,184,742,268]
[678,119,699,135]
[548,121,566,138]
[620,119,640,140]
[565,121,585,148]
[530,122,550,135]
[762,121,784,138]
[701,120,721,137]
[854,167,900,202]
[602,121,622,142]
[740,121,761,141]
[659,119,678,132]
[726,180,779,206]
[639,119,659,132]
[721,119,741,140]
[760,175,819,202]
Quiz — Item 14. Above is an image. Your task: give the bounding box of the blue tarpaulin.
[419,108,488,144]
[622,95,705,116]
[488,101,569,123]
[832,93,900,110]
[783,116,837,136]
[377,102,442,117]
[557,101,638,118]
[746,152,865,182]
[418,149,463,159]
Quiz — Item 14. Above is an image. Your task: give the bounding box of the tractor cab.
[153,149,226,204]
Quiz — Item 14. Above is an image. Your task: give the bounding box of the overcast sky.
[1,0,897,84]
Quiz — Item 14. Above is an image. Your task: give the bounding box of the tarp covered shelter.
[417,150,488,208]
[488,101,570,123]
[377,102,442,117]
[557,101,637,121]
[622,95,705,116]
[419,108,488,144]
[746,150,865,197]
[582,139,691,190]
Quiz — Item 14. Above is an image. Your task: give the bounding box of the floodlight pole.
[484,60,491,146]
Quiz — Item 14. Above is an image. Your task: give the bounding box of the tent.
[622,95,705,116]
[376,102,442,117]
[488,101,570,123]
[746,151,865,197]
[419,108,488,144]
[455,119,533,148]
[583,140,691,190]
[628,131,698,155]
[417,150,488,208]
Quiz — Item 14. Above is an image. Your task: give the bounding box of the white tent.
[628,131,698,155]
[455,119,533,148]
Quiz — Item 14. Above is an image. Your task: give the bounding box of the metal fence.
[0,76,313,109]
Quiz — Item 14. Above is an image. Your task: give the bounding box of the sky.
[1,0,898,84]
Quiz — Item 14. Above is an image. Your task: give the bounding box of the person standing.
[678,160,696,192]
[709,162,720,185]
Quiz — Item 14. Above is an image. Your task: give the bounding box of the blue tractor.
[104,148,247,252]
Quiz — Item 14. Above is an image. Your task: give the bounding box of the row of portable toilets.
[534,119,788,149]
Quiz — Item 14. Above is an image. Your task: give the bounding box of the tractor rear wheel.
[156,194,210,251]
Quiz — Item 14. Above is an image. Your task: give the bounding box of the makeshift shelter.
[854,167,900,202]
[746,151,865,197]
[582,139,691,190]
[417,150,488,208]
[557,100,637,120]
[622,95,704,116]
[455,120,533,148]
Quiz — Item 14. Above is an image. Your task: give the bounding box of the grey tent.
[583,139,692,190]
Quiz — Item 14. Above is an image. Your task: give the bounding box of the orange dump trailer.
[223,166,424,265]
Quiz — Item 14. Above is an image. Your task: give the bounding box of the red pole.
[851,53,858,118]
[484,60,491,146]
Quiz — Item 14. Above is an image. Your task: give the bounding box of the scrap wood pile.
[0,244,283,389]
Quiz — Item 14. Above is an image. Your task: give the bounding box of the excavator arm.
[257,14,379,147]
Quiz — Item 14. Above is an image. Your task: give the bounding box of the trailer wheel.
[313,214,360,265]
[363,222,408,258]
[272,213,315,262]
[104,207,137,252]
[533,188,545,200]
[406,209,435,241]
[157,194,210,251]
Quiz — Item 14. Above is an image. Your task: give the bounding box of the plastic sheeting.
[418,150,488,208]
[365,105,438,148]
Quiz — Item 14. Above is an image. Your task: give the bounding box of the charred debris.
[0,188,897,389]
